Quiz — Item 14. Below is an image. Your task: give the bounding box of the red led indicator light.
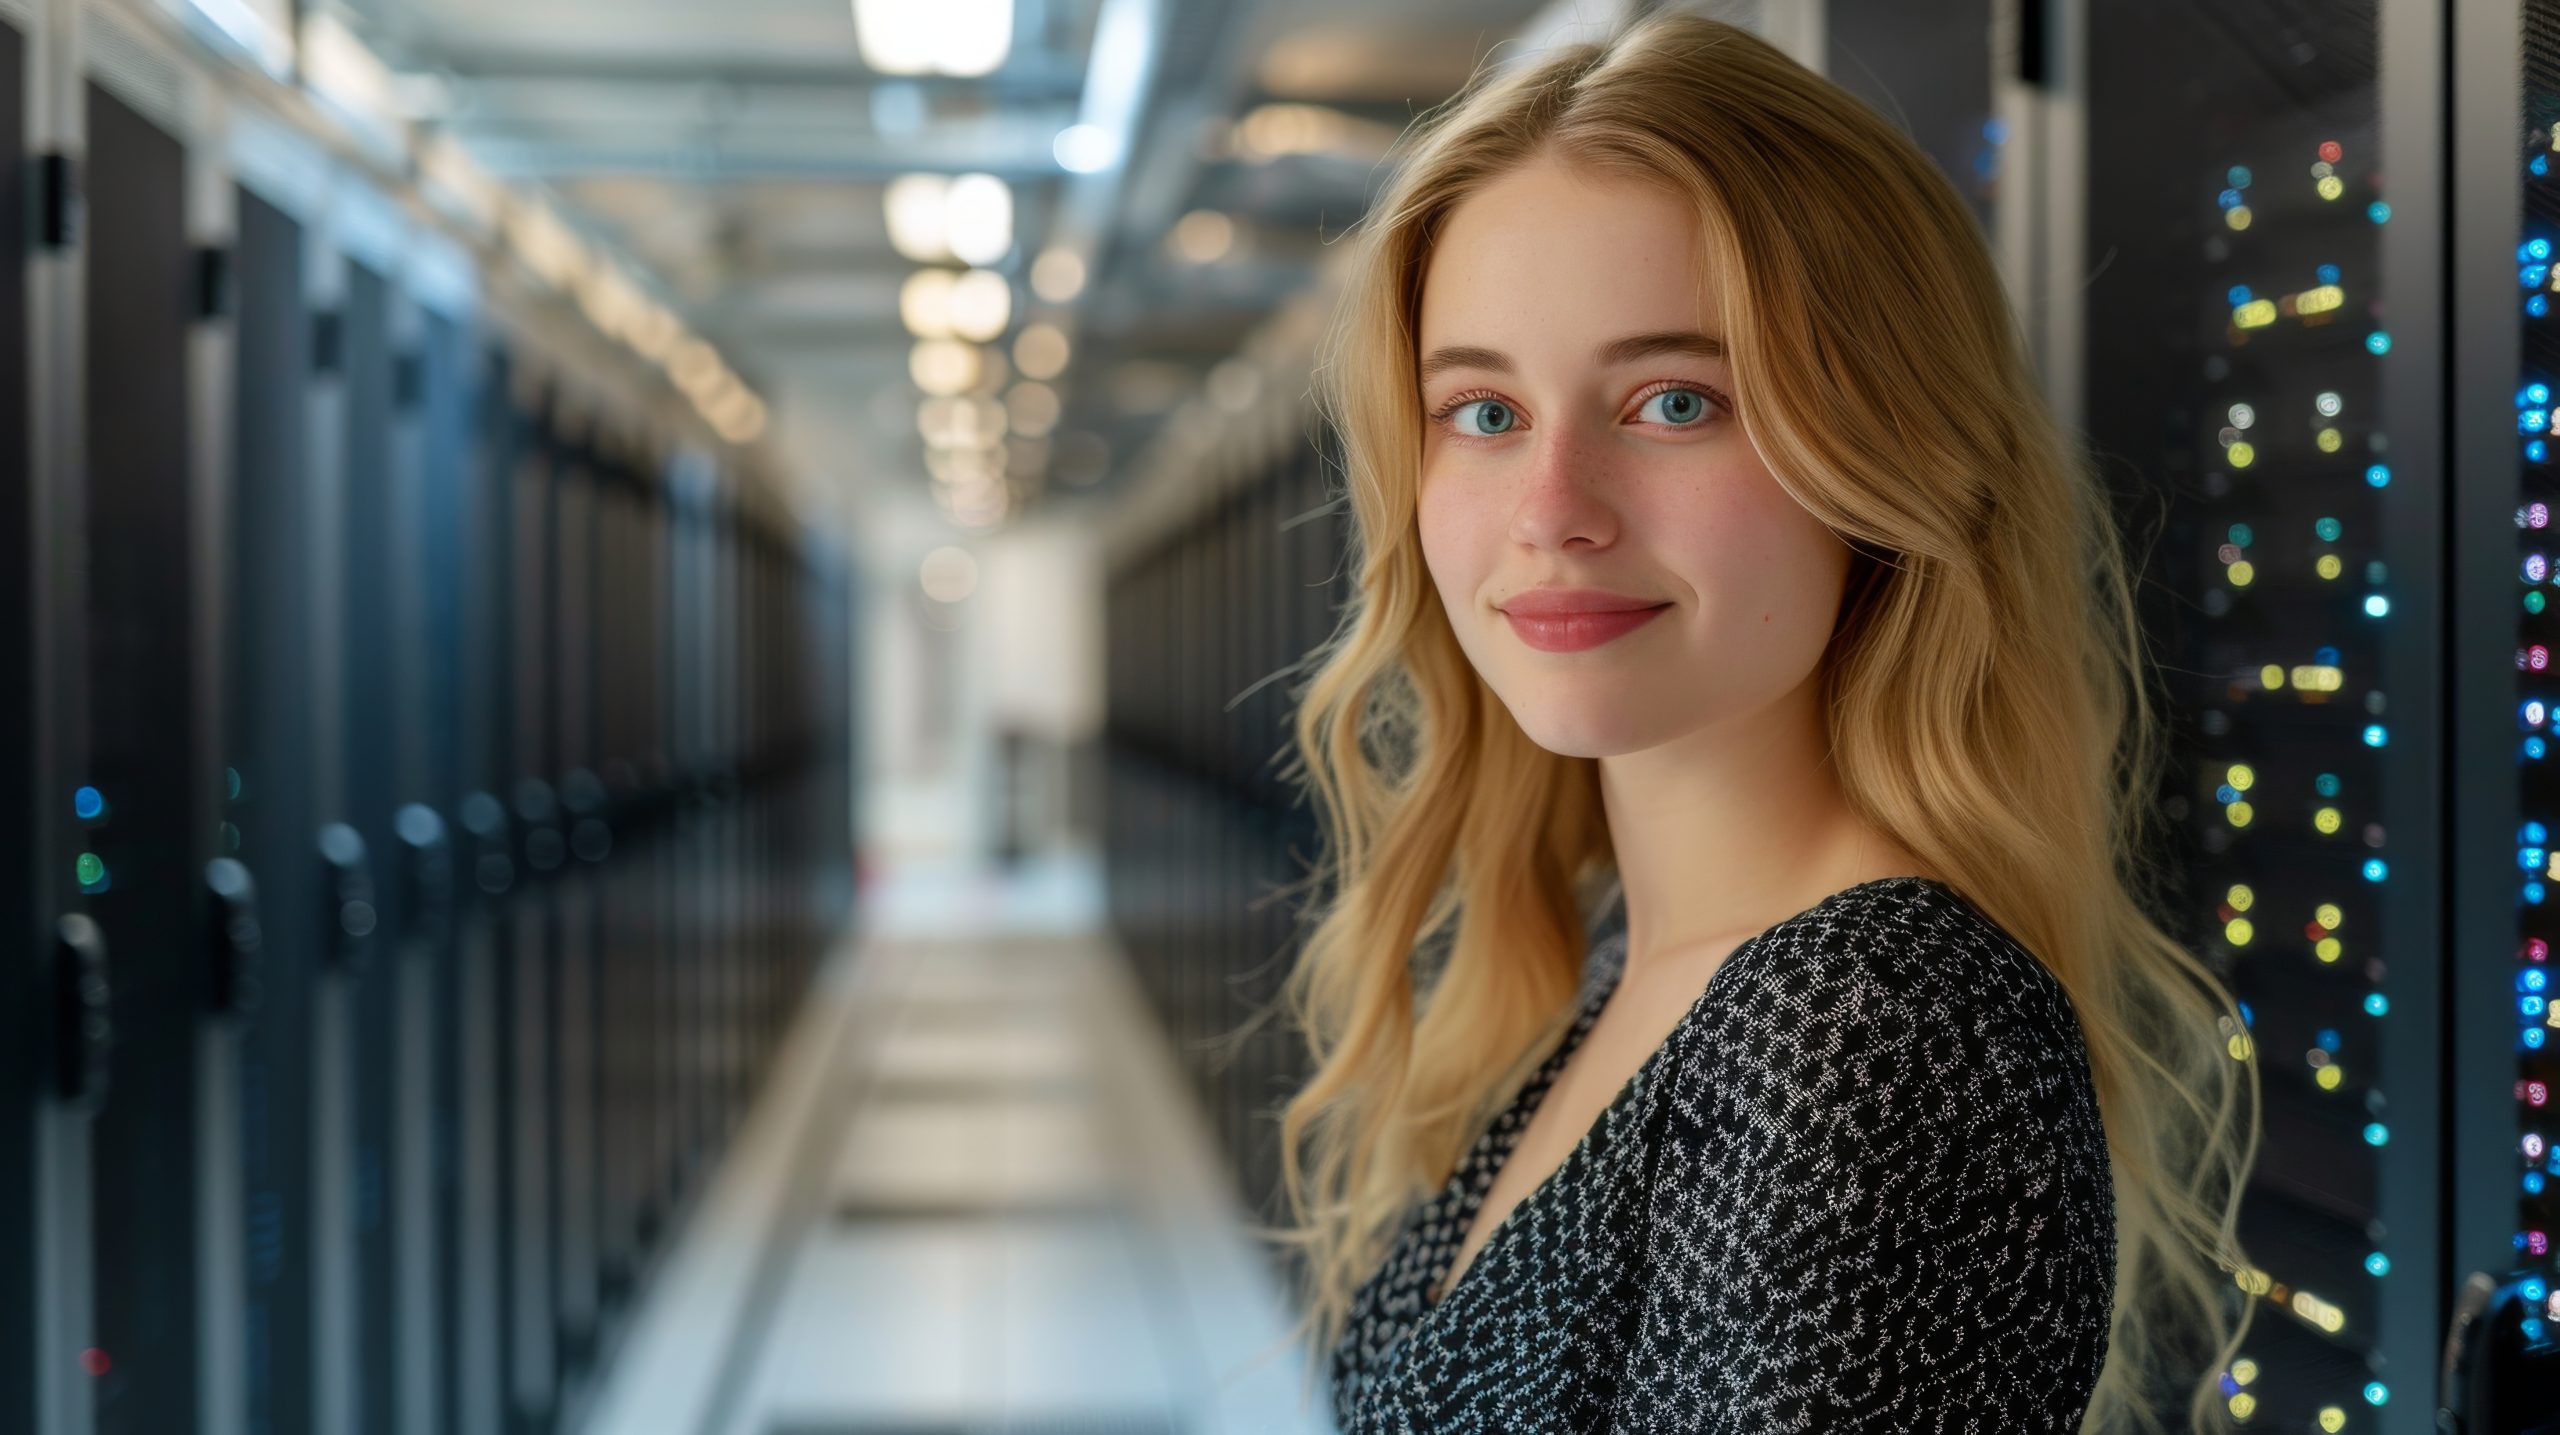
[79,1347,111,1378]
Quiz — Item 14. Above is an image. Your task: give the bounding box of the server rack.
[77,20,235,1431]
[1102,418,1344,1229]
[225,128,323,1435]
[1,0,34,1419]
[4,2,863,1431]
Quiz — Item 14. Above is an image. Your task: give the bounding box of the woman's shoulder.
[1673,875,2105,1132]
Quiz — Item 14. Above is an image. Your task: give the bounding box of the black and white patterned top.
[1327,875,2116,1433]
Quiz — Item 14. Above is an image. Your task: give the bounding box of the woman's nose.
[1507,420,1619,550]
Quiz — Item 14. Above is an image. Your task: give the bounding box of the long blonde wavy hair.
[1247,11,2263,1433]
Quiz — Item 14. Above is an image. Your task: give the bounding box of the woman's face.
[1413,155,1853,759]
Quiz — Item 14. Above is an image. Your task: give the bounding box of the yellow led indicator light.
[2316,1064,2345,1090]
[2314,807,2343,834]
[2316,175,2345,200]
[2228,800,2255,827]
[2233,299,2276,328]
[2226,205,2253,230]
[2261,664,2287,688]
[2316,937,2344,963]
[2315,903,2343,928]
[2318,1408,2347,1433]
[2228,441,2257,468]
[2226,883,2255,911]
[2230,1358,2260,1384]
[2317,554,2344,580]
[2226,917,2255,945]
[2292,664,2345,690]
[2317,428,2343,453]
[2230,561,2256,587]
[2297,283,2345,315]
[2228,1033,2256,1061]
[2227,764,2256,790]
[2290,1290,2346,1333]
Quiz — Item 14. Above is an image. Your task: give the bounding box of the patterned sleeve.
[1604,901,2118,1433]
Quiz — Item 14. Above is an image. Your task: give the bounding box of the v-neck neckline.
[1408,874,1948,1322]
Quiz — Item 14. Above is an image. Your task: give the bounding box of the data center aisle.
[580,847,1338,1435]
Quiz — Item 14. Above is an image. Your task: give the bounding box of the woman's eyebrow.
[1417,330,1727,383]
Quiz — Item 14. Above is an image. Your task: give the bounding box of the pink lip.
[1497,589,1672,653]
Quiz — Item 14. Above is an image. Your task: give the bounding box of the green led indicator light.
[2532,590,2549,615]
[76,852,105,886]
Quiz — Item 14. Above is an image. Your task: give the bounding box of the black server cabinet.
[549,408,602,1375]
[413,303,479,1435]
[227,180,324,1435]
[450,340,535,1435]
[2445,0,2560,1413]
[80,77,226,1435]
[2079,0,2445,1422]
[335,255,407,1435]
[506,371,564,1435]
[3,8,38,1428]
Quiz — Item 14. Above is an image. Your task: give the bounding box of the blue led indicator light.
[2362,725,2387,748]
[73,786,102,820]
[2364,594,2390,618]
[2364,1382,2389,1407]
[2364,1251,2391,1276]
[2529,240,2555,262]
[2366,463,2391,487]
[2363,992,2389,1016]
[2362,858,2388,882]
[2316,263,2340,285]
[2367,200,2390,223]
[2365,331,2391,355]
[2533,295,2552,319]
[2362,1122,2389,1146]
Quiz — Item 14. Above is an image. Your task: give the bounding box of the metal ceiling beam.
[399,44,1094,99]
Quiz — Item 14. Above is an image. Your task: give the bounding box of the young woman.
[1261,11,2262,1432]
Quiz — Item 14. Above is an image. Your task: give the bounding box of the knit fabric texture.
[1327,875,2117,1433]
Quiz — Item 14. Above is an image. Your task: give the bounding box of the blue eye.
[1451,399,1518,436]
[1639,388,1715,426]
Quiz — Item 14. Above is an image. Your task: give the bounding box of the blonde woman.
[1264,11,2261,1433]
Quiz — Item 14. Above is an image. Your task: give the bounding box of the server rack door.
[330,257,404,1435]
[450,340,528,1435]
[2448,0,2560,1409]
[549,442,601,1371]
[81,76,214,1435]
[227,181,321,1435]
[2080,2,2443,1422]
[411,307,474,1435]
[378,282,449,1435]
[2,11,38,1425]
[506,388,563,1434]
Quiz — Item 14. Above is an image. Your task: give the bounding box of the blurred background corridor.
[8,0,2560,1431]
